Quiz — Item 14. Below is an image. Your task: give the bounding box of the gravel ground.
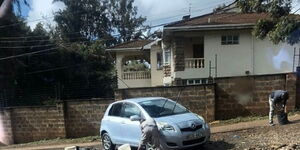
[204,120,300,150]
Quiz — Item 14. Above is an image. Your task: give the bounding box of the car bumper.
[160,126,211,149]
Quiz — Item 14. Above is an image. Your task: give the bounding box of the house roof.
[165,13,269,28]
[106,40,155,51]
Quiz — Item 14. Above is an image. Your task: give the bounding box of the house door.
[193,44,204,58]
[193,44,204,68]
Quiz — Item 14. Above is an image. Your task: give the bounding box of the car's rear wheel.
[102,132,115,150]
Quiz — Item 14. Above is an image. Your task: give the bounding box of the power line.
[0,32,82,40]
[0,47,58,61]
[0,44,56,49]
[0,21,164,40]
[0,37,89,43]
[25,62,95,75]
[0,16,54,29]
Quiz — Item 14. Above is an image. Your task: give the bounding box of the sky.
[19,0,300,30]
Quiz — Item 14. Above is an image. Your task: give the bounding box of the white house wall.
[150,45,164,86]
[172,29,297,80]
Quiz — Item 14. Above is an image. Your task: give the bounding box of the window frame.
[156,52,163,70]
[221,35,239,45]
[164,49,171,65]
[121,102,142,119]
[108,103,123,117]
[186,79,209,85]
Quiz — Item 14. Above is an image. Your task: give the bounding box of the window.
[157,52,163,70]
[108,103,123,117]
[164,50,171,65]
[221,35,239,45]
[187,79,209,85]
[121,103,142,118]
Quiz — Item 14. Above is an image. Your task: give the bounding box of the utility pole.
[189,2,192,16]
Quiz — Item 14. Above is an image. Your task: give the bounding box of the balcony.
[185,58,205,69]
[122,71,151,80]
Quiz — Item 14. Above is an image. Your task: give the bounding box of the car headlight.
[195,114,210,129]
[205,123,210,129]
[195,114,205,121]
[157,122,176,132]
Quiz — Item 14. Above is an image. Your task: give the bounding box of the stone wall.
[0,99,113,144]
[215,73,297,120]
[173,38,185,72]
[115,85,216,122]
[9,106,66,144]
[64,99,114,138]
[0,109,13,145]
[296,71,300,109]
[0,73,298,145]
[116,73,298,121]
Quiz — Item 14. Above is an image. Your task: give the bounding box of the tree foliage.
[53,0,147,45]
[110,0,147,42]
[237,0,300,45]
[53,0,114,45]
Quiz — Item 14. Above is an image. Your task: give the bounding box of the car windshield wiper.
[159,99,168,115]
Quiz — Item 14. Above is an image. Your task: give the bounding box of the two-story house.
[107,10,298,89]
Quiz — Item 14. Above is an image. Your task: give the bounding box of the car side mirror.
[130,115,141,121]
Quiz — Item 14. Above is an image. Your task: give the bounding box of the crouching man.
[137,118,161,150]
[269,90,289,126]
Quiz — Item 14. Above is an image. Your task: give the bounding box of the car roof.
[122,97,166,103]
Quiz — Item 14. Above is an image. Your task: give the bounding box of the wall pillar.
[296,68,300,109]
[173,38,185,72]
[0,109,14,145]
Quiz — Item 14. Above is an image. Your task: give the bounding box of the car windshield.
[138,99,189,118]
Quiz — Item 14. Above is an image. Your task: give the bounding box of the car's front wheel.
[102,132,115,150]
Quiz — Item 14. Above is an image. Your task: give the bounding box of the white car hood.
[154,113,204,125]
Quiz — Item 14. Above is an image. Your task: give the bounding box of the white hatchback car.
[100,97,211,150]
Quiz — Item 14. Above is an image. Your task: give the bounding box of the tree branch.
[0,0,13,19]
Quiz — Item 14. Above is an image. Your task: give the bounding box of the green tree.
[237,0,299,45]
[110,0,147,42]
[53,0,115,45]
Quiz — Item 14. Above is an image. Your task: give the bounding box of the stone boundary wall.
[0,99,113,145]
[0,73,298,145]
[215,73,297,119]
[63,99,114,138]
[115,84,216,122]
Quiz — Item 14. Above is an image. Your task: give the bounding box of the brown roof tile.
[165,13,269,27]
[109,40,154,49]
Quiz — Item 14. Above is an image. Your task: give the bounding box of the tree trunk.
[0,0,13,19]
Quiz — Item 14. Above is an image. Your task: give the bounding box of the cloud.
[26,0,65,29]
[134,0,228,26]
[135,0,191,25]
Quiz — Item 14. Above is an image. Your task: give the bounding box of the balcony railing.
[122,71,151,80]
[185,58,205,69]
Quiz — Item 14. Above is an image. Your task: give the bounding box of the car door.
[105,102,126,144]
[120,102,143,146]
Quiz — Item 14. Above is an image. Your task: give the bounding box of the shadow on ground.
[129,141,235,150]
[180,141,235,150]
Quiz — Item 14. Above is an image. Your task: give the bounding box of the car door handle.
[121,121,126,124]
